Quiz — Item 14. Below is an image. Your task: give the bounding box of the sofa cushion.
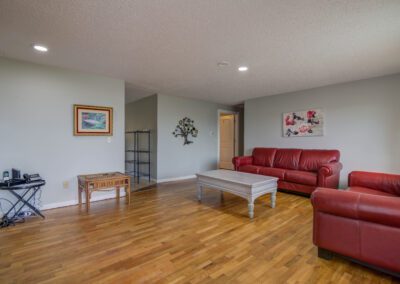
[252,148,277,167]
[299,150,340,172]
[259,167,286,180]
[273,149,302,170]
[348,186,396,197]
[286,170,317,186]
[349,171,400,196]
[238,165,262,174]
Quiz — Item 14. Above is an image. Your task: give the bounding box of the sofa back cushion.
[299,150,340,172]
[252,148,277,167]
[273,149,302,170]
[349,171,400,196]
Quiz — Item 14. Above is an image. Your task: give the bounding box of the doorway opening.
[218,110,239,170]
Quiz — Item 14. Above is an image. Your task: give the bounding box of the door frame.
[217,109,239,169]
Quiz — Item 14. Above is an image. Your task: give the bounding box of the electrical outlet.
[63,181,69,189]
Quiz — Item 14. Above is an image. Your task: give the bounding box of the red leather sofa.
[232,148,342,195]
[311,171,400,277]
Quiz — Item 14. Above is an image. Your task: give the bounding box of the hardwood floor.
[0,180,397,283]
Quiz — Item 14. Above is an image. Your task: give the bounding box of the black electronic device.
[12,168,21,180]
[23,173,42,183]
[1,179,26,187]
[2,171,10,181]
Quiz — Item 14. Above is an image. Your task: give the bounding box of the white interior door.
[219,114,235,170]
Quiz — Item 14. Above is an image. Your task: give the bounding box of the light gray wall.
[157,94,232,180]
[0,57,125,207]
[238,106,245,156]
[125,94,157,179]
[245,74,400,187]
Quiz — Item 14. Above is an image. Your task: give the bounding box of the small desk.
[0,180,46,228]
[77,172,131,211]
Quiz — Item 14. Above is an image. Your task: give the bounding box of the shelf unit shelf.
[125,130,151,184]
[125,160,150,164]
[125,150,151,153]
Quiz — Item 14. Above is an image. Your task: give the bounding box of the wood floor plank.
[0,180,397,283]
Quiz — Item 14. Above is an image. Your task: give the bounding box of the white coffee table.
[196,170,278,218]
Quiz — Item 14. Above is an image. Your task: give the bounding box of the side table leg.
[116,186,120,201]
[78,187,82,206]
[86,189,90,211]
[270,191,277,208]
[126,183,131,205]
[248,197,255,219]
[197,184,203,202]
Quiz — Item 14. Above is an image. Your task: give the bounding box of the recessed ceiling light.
[33,44,48,52]
[238,66,248,72]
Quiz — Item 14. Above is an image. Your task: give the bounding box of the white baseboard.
[40,191,126,211]
[156,175,196,183]
[41,200,77,210]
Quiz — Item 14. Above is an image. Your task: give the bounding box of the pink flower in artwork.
[285,115,295,126]
[299,125,311,133]
[307,110,316,119]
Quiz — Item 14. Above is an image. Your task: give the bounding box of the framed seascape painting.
[74,105,113,136]
[283,109,324,137]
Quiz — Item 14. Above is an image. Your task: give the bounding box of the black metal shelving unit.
[125,130,151,184]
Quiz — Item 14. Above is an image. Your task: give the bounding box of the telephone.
[23,174,42,182]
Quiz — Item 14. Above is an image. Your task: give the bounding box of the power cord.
[0,197,15,217]
[0,198,22,228]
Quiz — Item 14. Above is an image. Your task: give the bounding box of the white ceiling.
[1,0,400,105]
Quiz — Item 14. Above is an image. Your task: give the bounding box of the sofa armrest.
[311,187,400,228]
[311,188,359,219]
[232,156,253,171]
[349,171,400,195]
[317,162,342,188]
[318,162,343,177]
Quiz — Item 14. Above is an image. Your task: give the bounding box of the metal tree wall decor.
[172,117,198,145]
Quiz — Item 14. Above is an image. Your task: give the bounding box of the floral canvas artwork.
[283,109,324,137]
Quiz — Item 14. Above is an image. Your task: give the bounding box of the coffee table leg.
[248,198,254,219]
[220,191,224,202]
[271,191,276,208]
[197,184,203,202]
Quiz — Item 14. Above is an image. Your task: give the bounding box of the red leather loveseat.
[232,148,342,195]
[311,171,400,277]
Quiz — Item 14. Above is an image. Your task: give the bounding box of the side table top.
[78,172,129,182]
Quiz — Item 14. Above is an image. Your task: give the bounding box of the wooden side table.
[77,172,131,211]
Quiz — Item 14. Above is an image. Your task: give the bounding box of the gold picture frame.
[74,105,113,136]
